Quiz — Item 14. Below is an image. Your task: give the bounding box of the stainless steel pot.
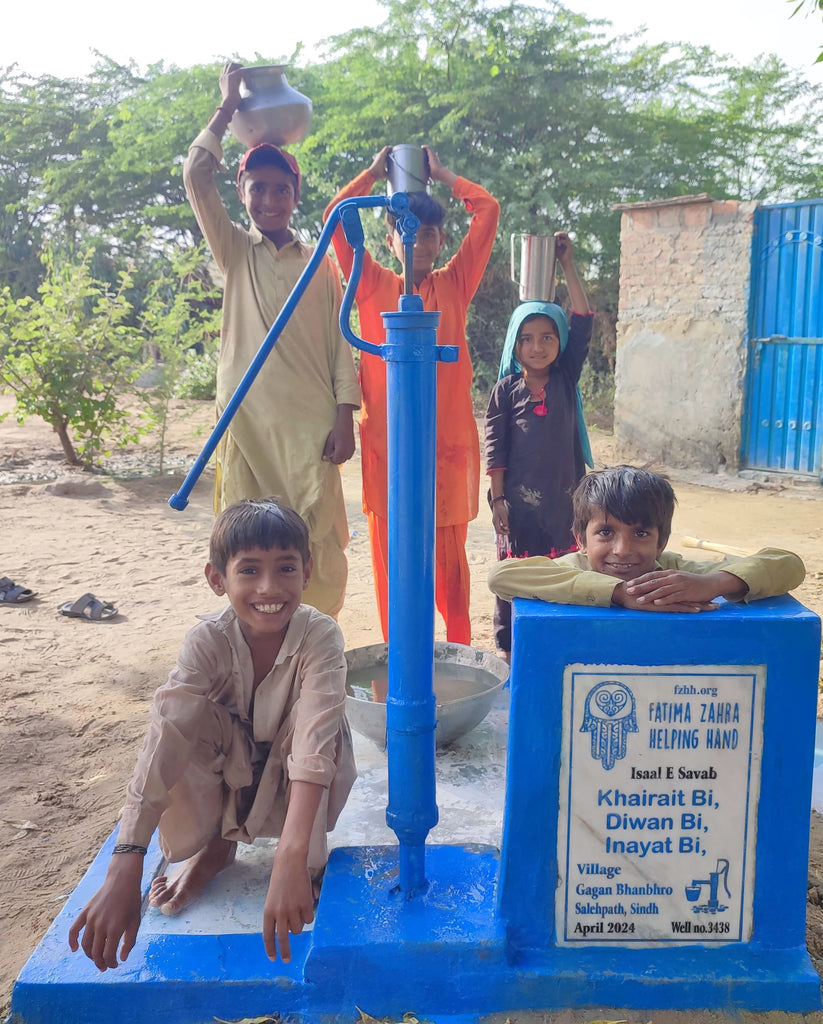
[511,233,557,302]
[229,65,312,148]
[386,145,430,195]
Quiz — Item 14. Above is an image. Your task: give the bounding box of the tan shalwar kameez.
[183,130,361,616]
[117,604,356,873]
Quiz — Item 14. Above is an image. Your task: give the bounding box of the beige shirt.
[488,547,806,607]
[183,129,360,532]
[118,604,355,848]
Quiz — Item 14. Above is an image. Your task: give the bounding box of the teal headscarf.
[498,301,593,468]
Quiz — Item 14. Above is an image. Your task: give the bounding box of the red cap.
[237,144,301,202]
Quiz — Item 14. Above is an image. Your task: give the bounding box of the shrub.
[0,251,144,466]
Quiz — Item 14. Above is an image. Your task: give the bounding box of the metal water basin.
[344,641,509,748]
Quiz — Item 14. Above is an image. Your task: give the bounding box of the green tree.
[303,1,823,388]
[3,3,823,418]
[0,61,144,297]
[0,250,143,466]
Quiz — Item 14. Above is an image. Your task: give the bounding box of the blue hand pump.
[168,193,458,894]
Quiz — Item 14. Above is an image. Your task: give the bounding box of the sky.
[3,0,822,86]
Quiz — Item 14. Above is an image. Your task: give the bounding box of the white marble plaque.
[556,664,764,946]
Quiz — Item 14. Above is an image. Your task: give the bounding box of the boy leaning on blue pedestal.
[68,498,355,971]
[488,465,805,612]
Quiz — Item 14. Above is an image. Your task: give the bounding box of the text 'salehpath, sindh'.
[556,664,764,946]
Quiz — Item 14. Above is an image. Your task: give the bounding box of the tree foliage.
[1,0,822,425]
[0,251,144,466]
[301,0,823,379]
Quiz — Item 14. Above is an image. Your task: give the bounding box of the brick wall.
[613,195,757,472]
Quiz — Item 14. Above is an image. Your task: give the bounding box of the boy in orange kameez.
[324,146,499,643]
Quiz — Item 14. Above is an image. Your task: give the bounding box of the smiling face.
[577,514,665,582]
[205,545,311,645]
[237,165,298,241]
[515,315,561,374]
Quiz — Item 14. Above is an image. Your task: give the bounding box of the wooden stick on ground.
[681,536,751,558]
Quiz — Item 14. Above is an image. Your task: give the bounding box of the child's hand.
[625,568,748,606]
[491,501,509,536]
[613,579,717,613]
[322,406,356,464]
[263,848,315,963]
[554,231,590,315]
[219,61,244,110]
[67,856,143,971]
[554,231,575,268]
[422,146,457,188]
[368,146,392,180]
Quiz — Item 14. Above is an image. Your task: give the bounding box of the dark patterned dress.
[484,312,592,652]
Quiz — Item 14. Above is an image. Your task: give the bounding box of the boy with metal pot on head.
[324,145,500,646]
[183,62,360,619]
[484,231,594,661]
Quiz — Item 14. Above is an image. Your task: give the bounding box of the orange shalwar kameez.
[324,171,500,642]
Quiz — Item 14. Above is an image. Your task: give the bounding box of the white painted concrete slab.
[140,689,509,936]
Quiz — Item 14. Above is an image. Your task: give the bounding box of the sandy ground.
[1,394,823,1021]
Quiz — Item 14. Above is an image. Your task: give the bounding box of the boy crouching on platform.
[488,466,804,612]
[69,499,356,969]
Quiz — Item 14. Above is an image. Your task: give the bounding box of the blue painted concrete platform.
[9,694,510,1024]
[10,601,823,1023]
[16,829,821,1024]
[10,835,506,1024]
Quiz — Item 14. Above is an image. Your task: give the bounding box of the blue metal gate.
[742,199,823,480]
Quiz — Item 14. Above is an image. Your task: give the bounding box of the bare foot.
[149,835,236,916]
[496,649,511,666]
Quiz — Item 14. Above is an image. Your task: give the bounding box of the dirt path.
[1,396,821,1019]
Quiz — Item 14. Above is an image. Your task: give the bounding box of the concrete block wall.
[613,195,757,472]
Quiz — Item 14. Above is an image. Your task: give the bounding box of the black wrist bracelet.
[491,496,506,504]
[113,843,148,856]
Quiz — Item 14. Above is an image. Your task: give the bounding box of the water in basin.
[346,660,495,707]
[344,641,509,747]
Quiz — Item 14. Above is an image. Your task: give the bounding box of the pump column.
[381,294,441,893]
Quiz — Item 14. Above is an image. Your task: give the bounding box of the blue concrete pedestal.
[305,844,506,1007]
[497,592,822,1014]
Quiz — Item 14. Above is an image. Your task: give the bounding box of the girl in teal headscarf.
[484,232,593,657]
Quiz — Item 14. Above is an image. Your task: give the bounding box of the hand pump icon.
[169,190,457,896]
[685,858,732,913]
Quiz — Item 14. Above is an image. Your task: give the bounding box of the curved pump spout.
[168,192,408,512]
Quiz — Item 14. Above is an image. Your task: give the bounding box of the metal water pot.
[229,65,313,148]
[511,233,557,302]
[386,145,430,195]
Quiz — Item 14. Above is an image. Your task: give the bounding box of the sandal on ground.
[59,593,119,621]
[0,577,37,604]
